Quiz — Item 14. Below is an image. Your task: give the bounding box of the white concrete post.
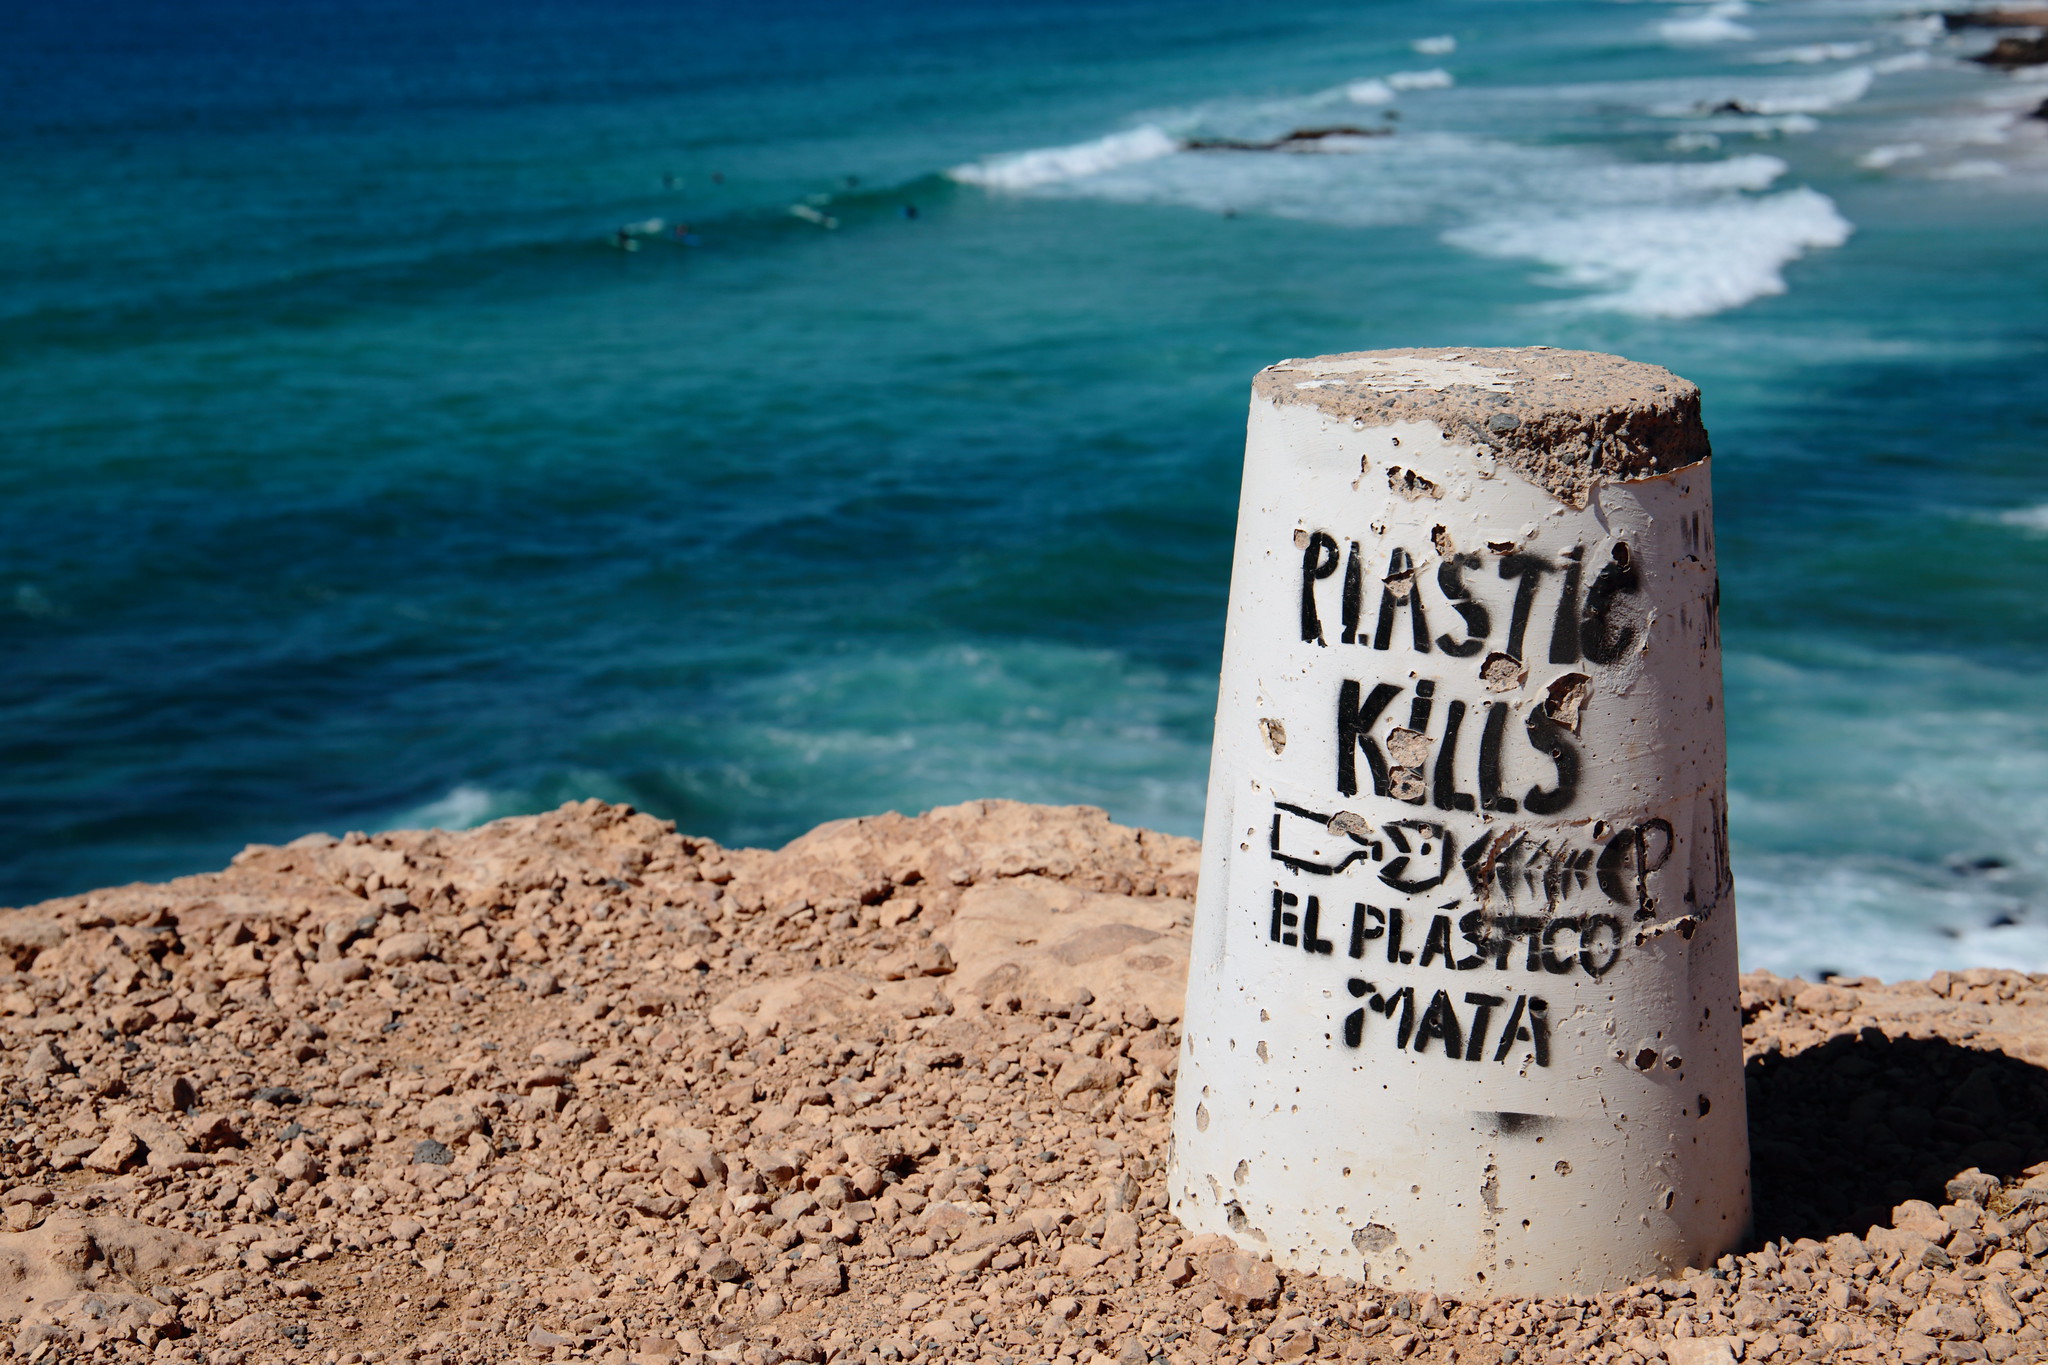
[1170,348,1748,1298]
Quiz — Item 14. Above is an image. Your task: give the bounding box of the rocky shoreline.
[1946,8,2048,70]
[2,800,2046,1365]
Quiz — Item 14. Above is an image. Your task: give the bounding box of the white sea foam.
[947,125,1179,191]
[954,111,1847,318]
[951,57,1865,319]
[401,784,500,831]
[1753,41,1875,65]
[1658,3,1758,46]
[1858,143,1926,169]
[1341,70,1453,106]
[1493,67,1876,121]
[1894,14,1945,46]
[1386,68,1455,91]
[1644,65,1875,116]
[1678,112,1823,138]
[1933,159,2011,179]
[1737,856,2048,981]
[1996,504,2048,533]
[1412,35,1457,56]
[1725,646,2048,981]
[1444,185,1851,317]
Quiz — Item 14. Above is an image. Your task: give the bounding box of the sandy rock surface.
[1,798,2047,1365]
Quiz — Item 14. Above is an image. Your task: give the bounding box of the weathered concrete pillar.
[1170,348,1747,1297]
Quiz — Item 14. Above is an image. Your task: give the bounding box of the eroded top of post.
[1252,346,1709,507]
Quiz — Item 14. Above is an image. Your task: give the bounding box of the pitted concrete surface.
[1254,346,1712,507]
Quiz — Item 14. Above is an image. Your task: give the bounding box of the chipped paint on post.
[1170,347,1749,1297]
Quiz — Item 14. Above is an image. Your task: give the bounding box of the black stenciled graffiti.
[1347,902,1624,979]
[1300,536,1643,669]
[1300,532,1340,645]
[1269,801,1679,917]
[1267,889,1627,982]
[1594,818,1674,921]
[1338,677,1578,814]
[1434,555,1489,657]
[1334,680,1400,800]
[1373,548,1431,653]
[1270,803,1453,892]
[1270,889,1335,954]
[1341,978,1551,1066]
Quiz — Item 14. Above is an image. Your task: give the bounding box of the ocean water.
[3,0,2044,980]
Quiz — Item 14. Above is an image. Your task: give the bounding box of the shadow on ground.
[1747,1029,2048,1245]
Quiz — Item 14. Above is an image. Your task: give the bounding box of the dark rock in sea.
[1183,126,1394,153]
[1942,7,2048,29]
[1973,32,2048,65]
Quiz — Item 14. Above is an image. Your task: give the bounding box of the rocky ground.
[3,799,2048,1365]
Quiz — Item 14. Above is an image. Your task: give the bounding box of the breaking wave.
[947,126,1179,192]
[950,89,1853,318]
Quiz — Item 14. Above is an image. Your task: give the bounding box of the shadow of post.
[1747,1028,2048,1245]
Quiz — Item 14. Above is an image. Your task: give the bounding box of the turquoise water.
[3,0,2044,979]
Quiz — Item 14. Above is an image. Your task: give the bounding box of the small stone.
[1897,1332,1939,1365]
[1949,1170,2000,1205]
[416,1096,484,1142]
[699,1249,745,1283]
[389,1217,425,1244]
[82,1130,143,1174]
[947,1246,996,1276]
[531,1039,594,1067]
[1665,1339,1739,1365]
[376,931,433,965]
[308,958,371,991]
[1905,1302,1985,1341]
[1052,1056,1123,1102]
[277,1148,322,1184]
[1058,1244,1108,1274]
[24,1041,70,1077]
[789,1254,845,1296]
[1206,1250,1281,1309]
[1486,411,1521,432]
[413,1140,455,1166]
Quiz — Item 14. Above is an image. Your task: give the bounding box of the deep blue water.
[3,0,2045,979]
